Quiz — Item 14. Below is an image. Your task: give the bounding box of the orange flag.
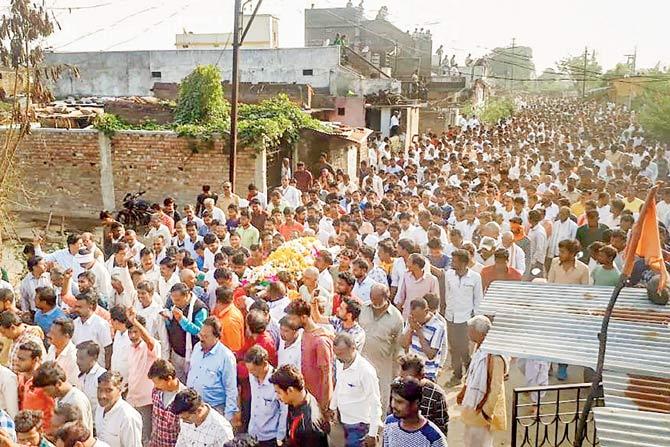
[622,186,669,291]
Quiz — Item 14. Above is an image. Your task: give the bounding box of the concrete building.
[304,3,432,81]
[45,46,399,99]
[175,14,279,50]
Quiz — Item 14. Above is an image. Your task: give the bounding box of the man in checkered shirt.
[397,353,449,436]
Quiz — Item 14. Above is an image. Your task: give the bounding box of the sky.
[11,0,670,73]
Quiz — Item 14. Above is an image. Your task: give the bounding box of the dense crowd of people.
[0,97,668,447]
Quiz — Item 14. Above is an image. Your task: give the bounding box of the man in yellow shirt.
[0,289,20,366]
[623,188,644,213]
[570,190,591,218]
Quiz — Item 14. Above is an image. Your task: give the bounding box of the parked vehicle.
[116,190,152,229]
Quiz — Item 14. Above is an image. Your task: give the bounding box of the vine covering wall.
[94,64,327,153]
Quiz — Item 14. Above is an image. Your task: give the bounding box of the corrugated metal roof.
[480,282,670,377]
[593,407,670,447]
[479,281,670,445]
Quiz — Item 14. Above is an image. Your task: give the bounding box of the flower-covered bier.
[242,237,325,286]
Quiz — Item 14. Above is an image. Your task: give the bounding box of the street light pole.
[229,0,242,188]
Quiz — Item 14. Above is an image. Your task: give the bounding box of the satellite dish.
[531,268,541,276]
[577,251,584,259]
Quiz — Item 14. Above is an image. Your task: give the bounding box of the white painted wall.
[46,47,342,97]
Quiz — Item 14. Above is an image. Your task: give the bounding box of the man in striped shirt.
[384,377,447,447]
[399,297,446,381]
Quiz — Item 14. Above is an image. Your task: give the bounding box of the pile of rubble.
[34,99,104,129]
[23,96,175,129]
[364,89,411,105]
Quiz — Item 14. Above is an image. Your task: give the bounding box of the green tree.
[486,45,536,91]
[534,68,571,93]
[175,65,230,125]
[479,97,516,125]
[557,51,604,94]
[639,81,670,143]
[603,62,632,80]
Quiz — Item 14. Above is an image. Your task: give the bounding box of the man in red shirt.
[278,208,304,241]
[16,340,55,432]
[293,162,313,193]
[236,309,278,431]
[480,248,523,292]
[284,299,334,420]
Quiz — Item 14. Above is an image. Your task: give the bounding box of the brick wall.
[9,129,104,216]
[5,128,260,218]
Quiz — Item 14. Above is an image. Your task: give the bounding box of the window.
[302,69,314,76]
[151,71,162,78]
[337,107,346,116]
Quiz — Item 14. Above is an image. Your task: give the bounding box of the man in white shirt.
[351,259,378,304]
[95,371,143,447]
[19,256,52,312]
[172,388,234,447]
[527,210,548,278]
[501,232,526,275]
[363,218,391,249]
[146,214,173,248]
[444,249,483,387]
[390,111,400,136]
[109,306,132,383]
[280,176,302,209]
[75,341,107,416]
[72,294,113,368]
[157,258,180,305]
[33,361,94,434]
[123,230,145,264]
[46,318,80,385]
[135,281,171,361]
[202,234,222,274]
[596,192,614,228]
[265,282,292,323]
[315,251,335,297]
[278,318,302,369]
[549,207,578,258]
[139,248,161,291]
[398,213,419,242]
[330,333,382,447]
[34,233,84,278]
[455,208,480,242]
[537,192,559,222]
[181,222,204,259]
[0,364,18,418]
[202,198,226,223]
[76,249,113,306]
[657,188,670,228]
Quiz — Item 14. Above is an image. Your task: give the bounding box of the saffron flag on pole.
[622,185,669,291]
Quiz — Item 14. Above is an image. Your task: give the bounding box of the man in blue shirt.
[245,345,285,446]
[186,317,240,428]
[384,377,447,447]
[0,409,16,442]
[34,287,67,336]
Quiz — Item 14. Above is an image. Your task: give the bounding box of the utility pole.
[624,46,637,109]
[510,37,515,91]
[229,0,263,190]
[229,0,242,188]
[625,46,637,75]
[581,46,588,98]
